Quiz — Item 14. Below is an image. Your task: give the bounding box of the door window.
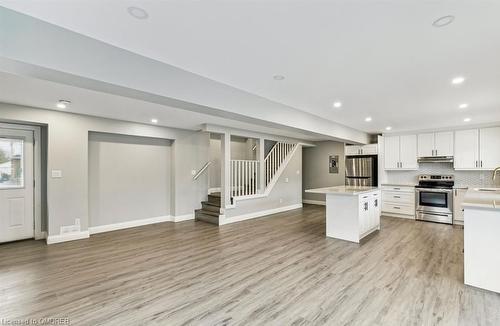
[0,138,24,188]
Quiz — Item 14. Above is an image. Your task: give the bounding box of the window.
[0,138,24,188]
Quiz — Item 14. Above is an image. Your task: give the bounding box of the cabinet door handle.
[393,206,401,209]
[374,199,378,207]
[481,161,483,168]
[393,187,400,190]
[394,196,400,198]
[475,161,478,168]
[364,202,369,211]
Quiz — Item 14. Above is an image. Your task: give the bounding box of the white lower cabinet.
[359,191,381,237]
[381,186,415,218]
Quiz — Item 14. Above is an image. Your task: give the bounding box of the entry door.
[0,129,34,243]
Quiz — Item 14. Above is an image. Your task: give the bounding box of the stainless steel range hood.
[417,156,454,163]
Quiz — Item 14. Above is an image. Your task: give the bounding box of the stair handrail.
[193,161,211,180]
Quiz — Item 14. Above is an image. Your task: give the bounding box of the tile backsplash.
[385,163,500,187]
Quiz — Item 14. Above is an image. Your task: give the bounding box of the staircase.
[196,141,297,225]
[195,192,222,225]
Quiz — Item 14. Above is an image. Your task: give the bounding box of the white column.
[220,132,231,209]
[258,138,265,193]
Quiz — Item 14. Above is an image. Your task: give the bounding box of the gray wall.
[302,141,346,202]
[88,132,172,227]
[0,103,209,236]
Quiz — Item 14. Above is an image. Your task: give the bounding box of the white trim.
[302,199,326,206]
[47,231,90,244]
[89,215,172,234]
[219,204,302,225]
[172,213,195,222]
[208,187,221,194]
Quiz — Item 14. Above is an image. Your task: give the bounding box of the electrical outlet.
[285,178,289,183]
[279,198,283,203]
[51,170,63,178]
[75,218,80,226]
[296,170,300,175]
[191,169,197,176]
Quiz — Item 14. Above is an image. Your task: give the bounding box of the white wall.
[88,132,172,227]
[0,103,209,237]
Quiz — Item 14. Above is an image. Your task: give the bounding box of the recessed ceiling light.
[459,103,469,109]
[273,75,285,81]
[365,117,372,122]
[151,118,158,124]
[451,76,465,85]
[56,100,71,109]
[385,126,392,131]
[432,15,455,28]
[127,6,149,20]
[464,118,471,122]
[333,101,342,108]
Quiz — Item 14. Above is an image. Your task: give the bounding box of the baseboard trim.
[47,231,90,244]
[172,213,195,222]
[220,204,303,225]
[208,187,221,194]
[89,215,172,235]
[302,199,326,206]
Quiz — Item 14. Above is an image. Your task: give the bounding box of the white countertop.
[306,186,379,196]
[381,183,416,187]
[463,188,500,211]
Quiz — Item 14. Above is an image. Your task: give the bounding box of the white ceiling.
[0,72,325,141]
[1,0,500,133]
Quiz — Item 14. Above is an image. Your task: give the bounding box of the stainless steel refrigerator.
[345,155,378,187]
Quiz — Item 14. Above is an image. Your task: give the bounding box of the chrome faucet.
[493,167,500,182]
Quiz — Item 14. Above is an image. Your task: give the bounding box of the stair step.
[202,201,222,212]
[207,193,221,205]
[195,210,219,225]
[196,209,219,217]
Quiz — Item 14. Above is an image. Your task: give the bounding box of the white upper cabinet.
[417,133,434,157]
[384,136,400,169]
[399,135,418,169]
[417,131,454,157]
[345,144,378,156]
[435,132,454,157]
[480,127,500,169]
[345,145,361,156]
[455,129,480,170]
[384,135,418,170]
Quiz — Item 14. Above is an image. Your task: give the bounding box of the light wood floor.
[1,205,499,325]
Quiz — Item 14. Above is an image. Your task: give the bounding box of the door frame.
[0,122,42,240]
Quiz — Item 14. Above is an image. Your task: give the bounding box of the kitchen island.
[463,187,500,294]
[306,186,381,243]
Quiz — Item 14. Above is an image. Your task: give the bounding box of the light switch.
[285,178,289,183]
[51,170,63,178]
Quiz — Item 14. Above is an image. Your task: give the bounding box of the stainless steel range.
[415,174,454,224]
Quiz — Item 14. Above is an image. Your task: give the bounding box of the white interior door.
[0,129,34,243]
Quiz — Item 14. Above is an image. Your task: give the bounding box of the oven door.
[416,188,453,214]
